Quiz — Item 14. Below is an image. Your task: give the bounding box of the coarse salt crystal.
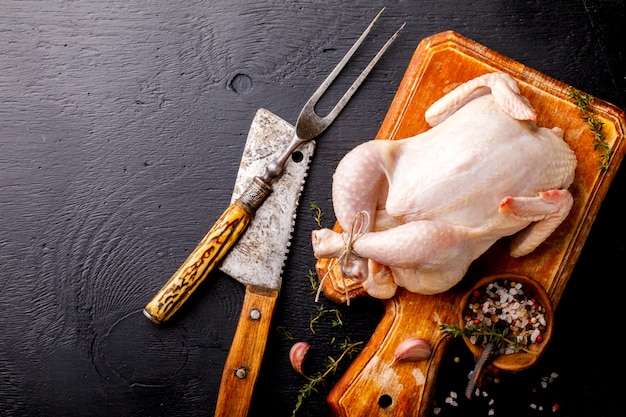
[462,279,547,356]
[444,397,458,406]
[530,329,541,343]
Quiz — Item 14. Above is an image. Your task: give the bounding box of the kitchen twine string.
[315,210,371,306]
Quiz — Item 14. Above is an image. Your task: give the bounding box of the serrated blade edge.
[219,108,315,291]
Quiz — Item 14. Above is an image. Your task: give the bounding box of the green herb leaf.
[291,338,363,416]
[310,201,325,228]
[567,86,612,171]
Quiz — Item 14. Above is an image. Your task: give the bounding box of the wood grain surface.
[1,1,625,417]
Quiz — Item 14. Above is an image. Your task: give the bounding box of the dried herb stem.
[276,325,294,341]
[310,201,325,228]
[567,86,612,170]
[309,305,343,334]
[439,323,535,354]
[292,339,363,416]
[306,269,319,295]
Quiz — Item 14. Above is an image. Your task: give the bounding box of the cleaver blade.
[213,108,315,417]
[219,108,315,287]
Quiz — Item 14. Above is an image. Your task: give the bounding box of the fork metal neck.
[259,133,305,184]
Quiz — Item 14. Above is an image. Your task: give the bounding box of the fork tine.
[296,8,405,139]
[326,22,405,122]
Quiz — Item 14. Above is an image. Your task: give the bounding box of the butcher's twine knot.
[338,210,369,265]
[315,211,370,306]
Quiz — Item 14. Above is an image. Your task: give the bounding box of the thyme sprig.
[310,201,325,228]
[292,338,364,417]
[309,305,343,334]
[567,86,612,171]
[276,326,294,341]
[440,323,534,354]
[306,268,343,333]
[306,269,319,295]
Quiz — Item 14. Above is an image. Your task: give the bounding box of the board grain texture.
[1,1,625,417]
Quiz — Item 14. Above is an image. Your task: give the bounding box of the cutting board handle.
[327,290,460,417]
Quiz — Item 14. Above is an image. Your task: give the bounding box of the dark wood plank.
[1,1,624,416]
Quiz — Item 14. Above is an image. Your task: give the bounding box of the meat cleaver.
[212,108,315,417]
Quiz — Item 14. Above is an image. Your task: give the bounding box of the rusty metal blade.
[219,108,315,291]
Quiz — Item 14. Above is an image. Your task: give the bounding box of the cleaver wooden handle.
[144,177,272,324]
[214,285,279,417]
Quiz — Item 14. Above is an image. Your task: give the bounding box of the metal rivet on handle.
[250,308,261,321]
[235,366,248,379]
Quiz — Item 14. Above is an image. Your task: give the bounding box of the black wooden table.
[1,1,624,416]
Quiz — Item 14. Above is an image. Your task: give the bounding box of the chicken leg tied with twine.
[316,211,371,306]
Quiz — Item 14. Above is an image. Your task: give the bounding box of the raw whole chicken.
[311,72,577,299]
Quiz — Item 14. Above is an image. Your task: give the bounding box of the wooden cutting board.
[315,31,626,417]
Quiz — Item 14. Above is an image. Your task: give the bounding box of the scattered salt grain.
[444,391,459,407]
[444,396,458,407]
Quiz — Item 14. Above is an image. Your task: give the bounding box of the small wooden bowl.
[460,273,554,373]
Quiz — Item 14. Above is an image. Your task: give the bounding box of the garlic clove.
[289,341,311,377]
[393,337,432,364]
